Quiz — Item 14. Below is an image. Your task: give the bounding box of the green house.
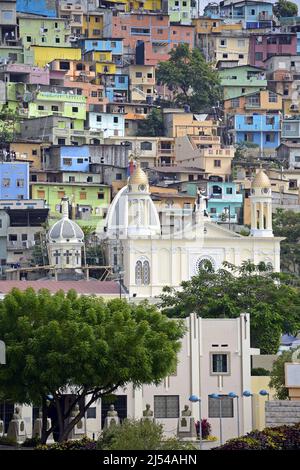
[30,182,111,228]
[18,15,72,48]
[220,65,267,100]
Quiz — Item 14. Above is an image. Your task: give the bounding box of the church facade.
[105,164,282,298]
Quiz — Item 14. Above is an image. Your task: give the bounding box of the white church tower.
[47,197,85,269]
[250,169,273,237]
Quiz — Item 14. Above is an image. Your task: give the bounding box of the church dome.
[128,161,148,186]
[252,170,271,189]
[48,218,84,243]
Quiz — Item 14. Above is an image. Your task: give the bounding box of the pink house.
[0,63,49,85]
[249,33,297,68]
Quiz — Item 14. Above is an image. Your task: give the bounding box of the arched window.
[135,260,143,285]
[135,259,150,285]
[195,256,216,274]
[143,260,150,285]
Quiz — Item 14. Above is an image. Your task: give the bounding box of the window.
[52,105,59,112]
[91,91,97,98]
[9,234,17,241]
[237,39,245,48]
[96,115,102,122]
[98,192,104,199]
[208,396,233,418]
[87,407,96,419]
[266,134,275,143]
[116,173,122,180]
[58,138,66,145]
[69,176,75,182]
[26,36,32,42]
[87,176,93,183]
[147,73,153,78]
[77,158,84,163]
[63,158,72,166]
[118,76,125,84]
[113,116,119,123]
[255,52,263,61]
[211,353,229,374]
[251,9,255,14]
[121,26,126,30]
[131,28,150,35]
[214,160,221,167]
[210,207,217,214]
[267,37,277,44]
[230,98,240,108]
[157,29,163,34]
[220,39,227,47]
[60,61,70,70]
[226,187,233,194]
[21,234,27,241]
[223,53,228,58]
[38,105,44,111]
[55,37,60,44]
[80,192,87,200]
[72,107,78,113]
[154,396,179,419]
[32,149,38,156]
[136,72,143,78]
[2,178,10,187]
[16,179,24,187]
[268,91,278,103]
[141,141,152,151]
[245,116,253,125]
[238,54,244,59]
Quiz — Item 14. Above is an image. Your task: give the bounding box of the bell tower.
[250,169,273,237]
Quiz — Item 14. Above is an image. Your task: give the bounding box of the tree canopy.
[156,44,222,113]
[137,108,165,137]
[159,261,300,354]
[269,348,300,400]
[274,0,298,18]
[0,288,185,443]
[273,208,300,275]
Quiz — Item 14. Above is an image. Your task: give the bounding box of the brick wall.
[265,401,300,427]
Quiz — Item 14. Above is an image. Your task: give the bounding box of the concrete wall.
[265,401,300,427]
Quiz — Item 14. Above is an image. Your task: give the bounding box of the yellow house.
[283,98,300,117]
[31,46,81,68]
[128,64,155,102]
[193,17,243,35]
[84,50,117,75]
[209,34,249,65]
[126,0,162,11]
[224,90,283,115]
[82,12,104,38]
[163,109,220,138]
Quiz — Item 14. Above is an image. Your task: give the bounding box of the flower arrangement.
[195,418,212,440]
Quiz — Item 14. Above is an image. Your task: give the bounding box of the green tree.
[156,44,222,112]
[0,289,185,443]
[269,348,300,399]
[159,261,300,354]
[97,419,196,450]
[137,108,165,137]
[274,0,298,18]
[273,208,300,275]
[0,105,21,143]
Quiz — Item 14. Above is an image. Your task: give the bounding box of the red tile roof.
[0,280,122,295]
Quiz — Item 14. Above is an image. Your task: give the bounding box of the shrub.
[37,437,97,451]
[97,419,196,450]
[213,423,300,450]
[251,367,270,376]
[22,436,42,448]
[0,436,17,447]
[195,419,212,439]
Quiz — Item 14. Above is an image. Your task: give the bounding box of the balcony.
[7,240,35,250]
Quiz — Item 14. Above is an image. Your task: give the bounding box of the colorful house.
[249,33,297,68]
[163,0,192,25]
[87,112,125,138]
[219,65,267,100]
[0,161,29,200]
[207,180,243,224]
[28,45,81,68]
[127,64,155,103]
[18,14,72,48]
[232,114,281,156]
[30,181,111,226]
[224,89,283,116]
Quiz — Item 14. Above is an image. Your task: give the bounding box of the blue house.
[0,162,29,200]
[103,74,129,103]
[207,181,243,224]
[234,114,281,153]
[204,0,274,29]
[46,146,90,172]
[16,0,56,17]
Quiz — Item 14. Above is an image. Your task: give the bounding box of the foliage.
[195,418,212,439]
[137,108,165,137]
[156,44,222,112]
[0,436,17,447]
[274,0,298,18]
[159,261,300,354]
[30,232,49,266]
[273,209,300,275]
[269,348,300,399]
[21,436,42,448]
[37,437,96,451]
[0,105,21,143]
[97,419,196,450]
[0,289,185,443]
[213,423,300,450]
[251,367,270,376]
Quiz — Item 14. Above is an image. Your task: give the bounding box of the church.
[104,162,282,298]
